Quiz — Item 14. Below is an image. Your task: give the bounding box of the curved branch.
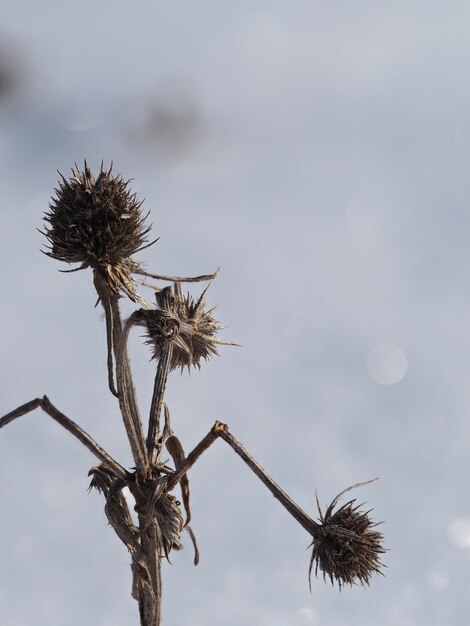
[116,310,150,477]
[134,267,219,284]
[166,421,319,535]
[0,397,128,481]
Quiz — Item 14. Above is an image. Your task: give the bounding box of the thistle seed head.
[43,162,152,301]
[140,283,234,371]
[309,483,385,589]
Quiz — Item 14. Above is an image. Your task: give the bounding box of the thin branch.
[0,397,128,481]
[102,297,119,398]
[92,272,119,399]
[133,277,165,292]
[166,432,191,526]
[166,421,225,491]
[134,267,219,284]
[217,426,320,535]
[166,422,319,535]
[115,309,150,477]
[148,342,173,465]
[111,297,145,434]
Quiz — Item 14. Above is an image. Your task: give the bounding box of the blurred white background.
[1,1,470,624]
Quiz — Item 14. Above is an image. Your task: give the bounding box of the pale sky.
[1,2,470,625]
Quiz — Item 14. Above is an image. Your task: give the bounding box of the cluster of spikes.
[42,161,153,303]
[308,481,385,590]
[137,284,236,371]
[40,162,385,591]
[42,162,222,395]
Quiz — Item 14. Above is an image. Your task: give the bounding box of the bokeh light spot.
[448,517,470,548]
[294,607,320,625]
[367,344,408,385]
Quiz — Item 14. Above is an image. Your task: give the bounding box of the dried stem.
[148,342,174,465]
[167,421,384,591]
[137,518,163,626]
[114,301,149,477]
[102,297,119,397]
[166,421,224,490]
[166,421,319,535]
[0,397,128,480]
[111,297,144,426]
[134,267,219,284]
[218,427,320,534]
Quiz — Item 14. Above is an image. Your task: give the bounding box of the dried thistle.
[42,161,152,303]
[308,482,385,589]
[116,283,236,465]
[140,283,235,371]
[0,162,386,626]
[41,163,220,399]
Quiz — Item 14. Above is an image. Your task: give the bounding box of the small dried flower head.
[139,283,234,371]
[42,162,152,302]
[308,481,385,589]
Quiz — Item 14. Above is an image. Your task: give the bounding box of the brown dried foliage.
[42,162,152,300]
[308,484,385,589]
[140,284,235,371]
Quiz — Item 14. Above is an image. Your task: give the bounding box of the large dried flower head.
[138,283,234,371]
[42,162,152,302]
[308,482,385,589]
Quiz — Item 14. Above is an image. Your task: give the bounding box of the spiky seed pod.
[42,162,152,302]
[308,487,385,589]
[140,284,234,371]
[145,309,181,344]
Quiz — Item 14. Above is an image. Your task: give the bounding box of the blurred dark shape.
[119,82,203,158]
[147,101,200,153]
[0,38,26,106]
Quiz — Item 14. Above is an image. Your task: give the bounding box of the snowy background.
[1,1,470,624]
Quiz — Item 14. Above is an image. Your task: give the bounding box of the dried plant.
[308,481,385,589]
[1,163,385,625]
[141,284,236,371]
